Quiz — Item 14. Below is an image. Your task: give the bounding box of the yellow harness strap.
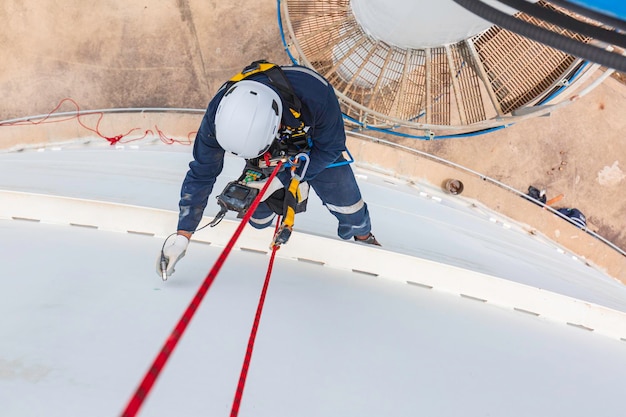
[229,62,277,82]
[228,62,302,120]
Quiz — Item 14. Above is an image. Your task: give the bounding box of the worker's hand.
[156,234,189,279]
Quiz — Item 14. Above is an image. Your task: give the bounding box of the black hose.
[452,0,626,72]
[547,0,626,31]
[498,0,626,48]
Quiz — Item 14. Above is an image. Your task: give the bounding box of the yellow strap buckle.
[229,62,277,82]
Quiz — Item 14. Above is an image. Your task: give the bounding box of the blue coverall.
[177,65,372,240]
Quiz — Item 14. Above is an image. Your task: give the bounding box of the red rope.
[230,217,282,417]
[0,98,193,146]
[120,161,284,417]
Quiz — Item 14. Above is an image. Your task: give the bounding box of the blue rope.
[343,113,510,140]
[277,0,299,64]
[536,61,588,105]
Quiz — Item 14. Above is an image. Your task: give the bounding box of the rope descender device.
[207,167,267,227]
[271,153,310,248]
[206,151,309,249]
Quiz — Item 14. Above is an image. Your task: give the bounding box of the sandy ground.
[1,0,625,277]
[401,74,626,247]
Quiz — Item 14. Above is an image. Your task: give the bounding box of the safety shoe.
[354,233,381,246]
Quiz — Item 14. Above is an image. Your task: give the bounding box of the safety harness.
[209,61,310,245]
[226,60,312,168]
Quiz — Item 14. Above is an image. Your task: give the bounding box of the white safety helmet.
[214,80,283,159]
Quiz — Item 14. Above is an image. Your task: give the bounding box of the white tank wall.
[1,142,626,416]
[349,0,519,48]
[0,143,624,311]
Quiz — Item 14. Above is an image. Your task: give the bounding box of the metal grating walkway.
[281,0,594,135]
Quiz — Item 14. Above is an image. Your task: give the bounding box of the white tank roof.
[2,141,626,415]
[350,0,518,48]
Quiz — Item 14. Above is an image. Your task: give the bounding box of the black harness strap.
[228,60,304,123]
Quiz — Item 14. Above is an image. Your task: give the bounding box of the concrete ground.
[1,0,625,277]
[402,74,626,249]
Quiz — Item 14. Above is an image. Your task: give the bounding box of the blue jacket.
[556,208,587,229]
[177,65,347,232]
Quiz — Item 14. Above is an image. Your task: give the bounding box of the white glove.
[156,234,189,280]
[247,177,309,203]
[247,177,285,201]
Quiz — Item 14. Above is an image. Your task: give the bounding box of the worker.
[556,207,587,229]
[157,61,379,278]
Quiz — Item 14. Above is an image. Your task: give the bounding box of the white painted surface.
[2,142,626,416]
[1,144,624,309]
[349,0,511,48]
[3,188,626,340]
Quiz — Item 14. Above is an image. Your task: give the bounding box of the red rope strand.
[0,98,194,146]
[120,161,284,417]
[230,217,282,417]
